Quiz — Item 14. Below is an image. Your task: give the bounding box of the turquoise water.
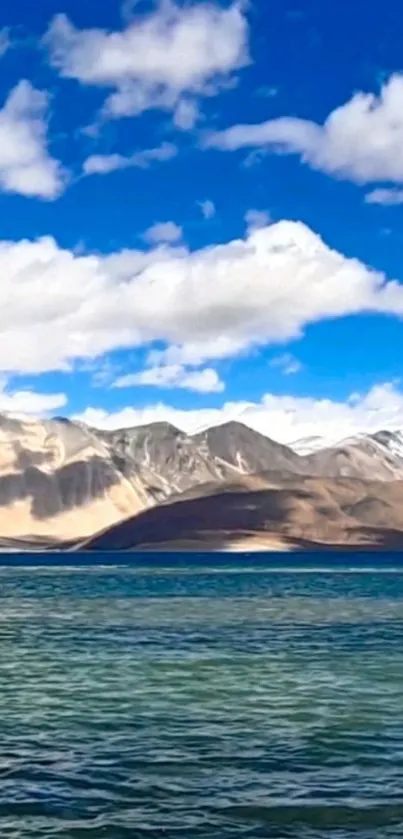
[0,556,403,838]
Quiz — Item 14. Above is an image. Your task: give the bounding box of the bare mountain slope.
[0,416,149,541]
[303,431,403,481]
[94,421,238,503]
[81,473,403,552]
[0,416,309,543]
[193,421,307,476]
[2,413,403,546]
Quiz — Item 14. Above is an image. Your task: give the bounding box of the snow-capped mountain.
[290,435,331,455]
[301,430,403,481]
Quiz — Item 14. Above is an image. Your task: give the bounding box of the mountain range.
[1,414,403,550]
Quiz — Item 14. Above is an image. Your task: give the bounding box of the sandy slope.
[81,474,403,552]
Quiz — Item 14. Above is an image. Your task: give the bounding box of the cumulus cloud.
[0,80,64,198]
[270,353,302,375]
[45,1,249,121]
[1,220,403,377]
[142,221,183,244]
[114,364,224,393]
[206,74,403,185]
[198,199,216,219]
[365,188,403,205]
[83,141,177,175]
[75,382,403,447]
[0,378,67,417]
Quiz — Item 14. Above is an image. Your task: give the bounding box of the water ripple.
[0,562,402,837]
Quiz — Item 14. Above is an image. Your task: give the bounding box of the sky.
[1,0,403,445]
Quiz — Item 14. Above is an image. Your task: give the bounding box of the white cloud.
[245,208,271,232]
[1,220,403,377]
[147,337,249,368]
[365,188,403,205]
[0,80,64,198]
[83,141,177,175]
[270,353,302,375]
[198,199,216,219]
[173,98,200,130]
[114,364,224,393]
[206,74,403,185]
[83,153,129,175]
[75,382,403,447]
[45,1,249,120]
[0,378,67,417]
[143,221,183,244]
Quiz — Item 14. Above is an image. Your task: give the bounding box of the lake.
[0,554,402,838]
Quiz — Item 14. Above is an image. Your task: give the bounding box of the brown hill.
[80,474,403,552]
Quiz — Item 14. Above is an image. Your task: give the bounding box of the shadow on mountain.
[14,446,53,470]
[81,488,287,550]
[0,457,120,520]
[277,530,403,552]
[81,479,403,552]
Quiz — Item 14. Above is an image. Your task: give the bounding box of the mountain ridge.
[0,412,402,548]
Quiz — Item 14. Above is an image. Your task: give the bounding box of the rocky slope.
[94,421,238,503]
[303,431,403,481]
[193,421,307,476]
[0,416,307,542]
[1,413,403,547]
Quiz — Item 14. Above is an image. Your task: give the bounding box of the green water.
[0,559,402,837]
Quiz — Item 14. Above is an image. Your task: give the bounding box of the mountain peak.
[100,420,183,437]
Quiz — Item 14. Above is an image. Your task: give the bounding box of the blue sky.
[1,0,403,444]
